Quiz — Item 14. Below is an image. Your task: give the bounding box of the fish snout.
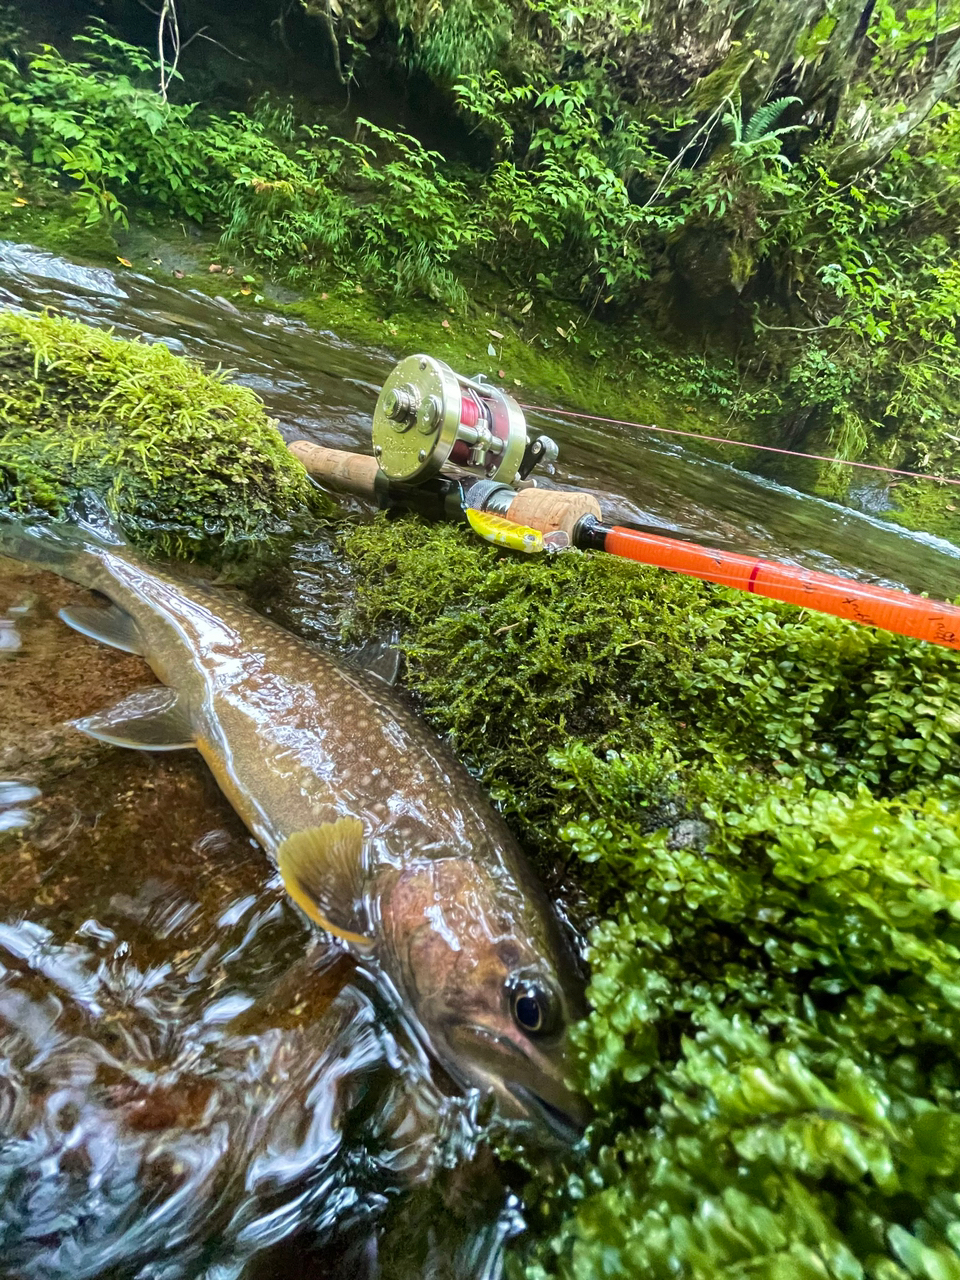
[505,1081,590,1146]
[445,1021,589,1146]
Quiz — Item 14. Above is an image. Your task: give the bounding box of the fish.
[0,508,587,1143]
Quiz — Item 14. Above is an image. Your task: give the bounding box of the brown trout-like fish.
[1,512,586,1142]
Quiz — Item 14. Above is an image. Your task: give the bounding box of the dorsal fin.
[277,818,374,951]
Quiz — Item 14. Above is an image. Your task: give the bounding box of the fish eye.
[508,977,560,1038]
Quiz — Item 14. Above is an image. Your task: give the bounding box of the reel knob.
[372,355,461,482]
[382,384,419,427]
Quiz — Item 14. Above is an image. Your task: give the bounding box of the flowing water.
[1,241,959,1280]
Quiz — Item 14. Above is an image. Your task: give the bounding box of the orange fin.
[277,818,374,951]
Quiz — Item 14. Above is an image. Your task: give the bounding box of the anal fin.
[72,686,195,751]
[59,603,143,656]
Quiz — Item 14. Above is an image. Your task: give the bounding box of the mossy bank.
[0,309,329,556]
[341,516,960,1279]
[5,297,960,1275]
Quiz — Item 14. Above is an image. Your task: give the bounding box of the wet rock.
[0,309,327,559]
[667,818,711,852]
[673,226,735,301]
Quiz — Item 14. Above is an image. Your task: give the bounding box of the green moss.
[0,309,330,555]
[343,516,960,800]
[0,177,120,261]
[340,516,960,1279]
[527,772,960,1280]
[885,479,960,544]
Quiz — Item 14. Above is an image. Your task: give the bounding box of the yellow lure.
[466,507,544,554]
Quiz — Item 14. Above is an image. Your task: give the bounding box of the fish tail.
[0,493,125,591]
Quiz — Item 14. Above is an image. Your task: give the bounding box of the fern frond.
[744,95,801,143]
[721,91,744,143]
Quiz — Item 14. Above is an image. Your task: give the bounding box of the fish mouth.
[506,1082,587,1146]
[442,1020,589,1144]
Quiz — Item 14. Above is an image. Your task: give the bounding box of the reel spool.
[372,354,557,486]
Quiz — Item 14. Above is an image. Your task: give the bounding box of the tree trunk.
[832,31,960,176]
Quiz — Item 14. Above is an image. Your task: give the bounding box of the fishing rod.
[287,354,960,653]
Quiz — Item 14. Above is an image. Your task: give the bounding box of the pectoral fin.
[352,636,403,687]
[59,603,143,655]
[72,687,195,751]
[277,818,374,951]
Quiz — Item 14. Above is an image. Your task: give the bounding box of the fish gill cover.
[341,516,960,1280]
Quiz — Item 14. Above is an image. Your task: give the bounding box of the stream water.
[1,241,960,1280]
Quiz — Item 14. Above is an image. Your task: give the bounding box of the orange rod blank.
[285,437,960,652]
[600,526,960,651]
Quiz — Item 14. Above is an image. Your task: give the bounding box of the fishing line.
[288,353,960,652]
[518,402,960,488]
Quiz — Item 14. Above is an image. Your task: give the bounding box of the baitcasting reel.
[372,354,558,486]
[288,350,600,542]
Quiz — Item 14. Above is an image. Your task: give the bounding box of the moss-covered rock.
[884,478,960,542]
[0,309,329,555]
[340,515,960,1280]
[0,181,121,262]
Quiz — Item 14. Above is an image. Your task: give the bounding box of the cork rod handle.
[287,439,602,538]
